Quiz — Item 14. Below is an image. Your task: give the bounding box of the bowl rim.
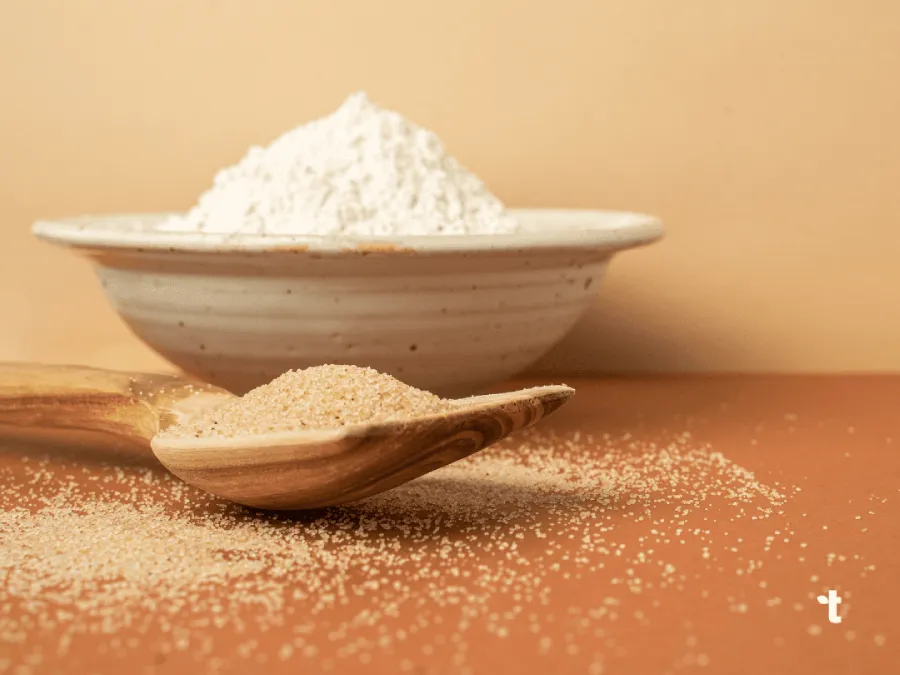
[32,208,664,254]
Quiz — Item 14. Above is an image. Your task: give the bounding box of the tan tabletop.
[1,375,898,674]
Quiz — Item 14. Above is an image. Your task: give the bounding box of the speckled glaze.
[32,209,663,397]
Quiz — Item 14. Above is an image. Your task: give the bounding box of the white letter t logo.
[817,590,842,624]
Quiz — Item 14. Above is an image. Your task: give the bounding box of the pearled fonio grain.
[160,364,452,439]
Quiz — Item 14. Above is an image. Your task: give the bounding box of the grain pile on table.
[0,425,856,674]
[159,364,453,438]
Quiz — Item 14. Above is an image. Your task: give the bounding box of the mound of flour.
[160,92,519,237]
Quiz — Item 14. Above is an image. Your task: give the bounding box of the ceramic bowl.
[32,209,663,397]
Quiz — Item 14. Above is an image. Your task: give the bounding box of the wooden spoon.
[0,363,573,510]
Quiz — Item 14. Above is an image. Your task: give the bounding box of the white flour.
[160,92,519,237]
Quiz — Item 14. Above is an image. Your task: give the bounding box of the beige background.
[2,0,899,375]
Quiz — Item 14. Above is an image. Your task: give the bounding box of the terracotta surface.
[1,375,897,674]
[4,2,900,375]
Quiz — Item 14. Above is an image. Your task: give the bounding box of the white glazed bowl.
[33,209,663,397]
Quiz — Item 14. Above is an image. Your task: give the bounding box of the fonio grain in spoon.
[159,365,454,439]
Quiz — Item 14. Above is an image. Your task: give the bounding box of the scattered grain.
[0,427,809,670]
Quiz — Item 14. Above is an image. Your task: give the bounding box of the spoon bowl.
[0,363,573,509]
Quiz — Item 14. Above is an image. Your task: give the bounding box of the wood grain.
[0,363,233,453]
[151,387,573,510]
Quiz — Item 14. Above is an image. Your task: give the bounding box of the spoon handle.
[0,362,160,450]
